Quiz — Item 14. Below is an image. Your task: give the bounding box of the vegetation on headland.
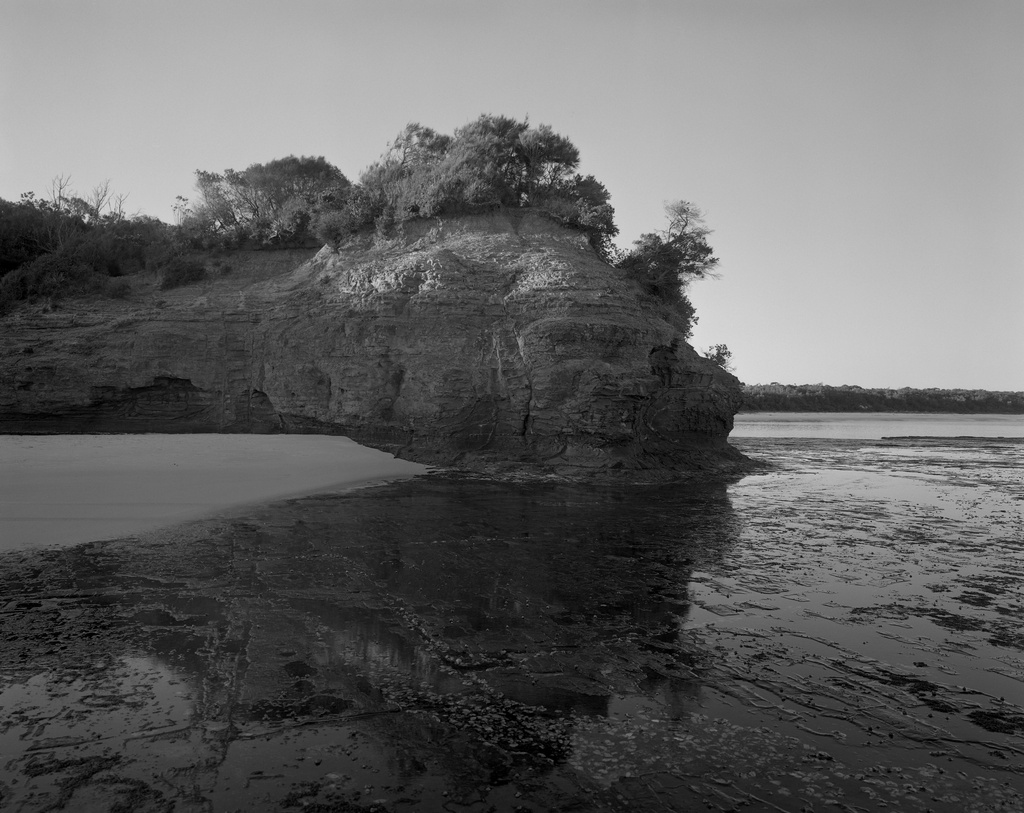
[703,343,734,372]
[1,115,720,336]
[741,383,1024,414]
[0,180,171,305]
[307,117,617,253]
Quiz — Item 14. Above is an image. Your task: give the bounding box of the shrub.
[313,116,618,249]
[0,252,105,308]
[310,186,380,247]
[105,278,131,298]
[188,156,350,247]
[158,257,207,290]
[615,201,718,337]
[309,209,350,248]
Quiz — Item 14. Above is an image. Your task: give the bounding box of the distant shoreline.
[741,384,1024,414]
[738,408,1024,414]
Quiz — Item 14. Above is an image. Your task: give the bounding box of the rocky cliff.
[0,212,748,476]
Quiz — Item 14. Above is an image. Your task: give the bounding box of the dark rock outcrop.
[0,213,748,476]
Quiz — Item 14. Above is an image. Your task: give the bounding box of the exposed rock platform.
[0,212,748,476]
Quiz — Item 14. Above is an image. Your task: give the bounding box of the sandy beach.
[0,435,427,550]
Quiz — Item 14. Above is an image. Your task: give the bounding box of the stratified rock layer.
[0,213,747,475]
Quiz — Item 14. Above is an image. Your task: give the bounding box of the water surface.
[734,411,1024,438]
[1,420,1022,811]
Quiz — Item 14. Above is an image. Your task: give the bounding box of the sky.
[2,0,1021,390]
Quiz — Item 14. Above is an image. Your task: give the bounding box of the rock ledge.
[0,212,749,477]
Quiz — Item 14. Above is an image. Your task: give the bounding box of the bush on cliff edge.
[310,116,618,258]
[0,252,111,312]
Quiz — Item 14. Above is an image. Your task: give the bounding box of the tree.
[613,200,720,338]
[704,343,734,372]
[5,188,85,257]
[86,180,112,221]
[0,197,58,274]
[534,172,617,258]
[617,200,719,302]
[47,174,73,212]
[1,175,171,305]
[188,156,349,244]
[513,123,580,201]
[172,196,191,226]
[320,114,617,251]
[384,123,453,169]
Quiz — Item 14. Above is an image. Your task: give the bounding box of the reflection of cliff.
[0,476,743,807]
[0,212,748,475]
[158,476,740,719]
[306,478,741,704]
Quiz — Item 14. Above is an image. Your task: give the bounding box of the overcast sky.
[2,0,1021,389]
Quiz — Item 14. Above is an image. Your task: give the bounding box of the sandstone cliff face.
[0,213,747,475]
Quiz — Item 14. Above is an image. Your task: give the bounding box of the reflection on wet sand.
[2,439,1023,812]
[0,477,738,812]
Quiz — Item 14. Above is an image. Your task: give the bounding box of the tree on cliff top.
[704,343,734,372]
[615,201,720,337]
[617,201,719,298]
[310,115,617,254]
[1,176,176,312]
[187,156,349,245]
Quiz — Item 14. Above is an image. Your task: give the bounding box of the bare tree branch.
[49,174,73,211]
[88,180,112,219]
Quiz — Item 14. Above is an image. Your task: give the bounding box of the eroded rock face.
[0,213,747,475]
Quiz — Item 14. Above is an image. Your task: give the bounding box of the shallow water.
[1,426,1022,811]
[734,411,1024,439]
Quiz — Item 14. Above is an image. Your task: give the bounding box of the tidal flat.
[1,430,1022,812]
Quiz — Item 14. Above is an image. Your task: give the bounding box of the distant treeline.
[741,384,1024,414]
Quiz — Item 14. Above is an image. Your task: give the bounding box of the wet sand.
[0,435,427,550]
[0,436,1022,811]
